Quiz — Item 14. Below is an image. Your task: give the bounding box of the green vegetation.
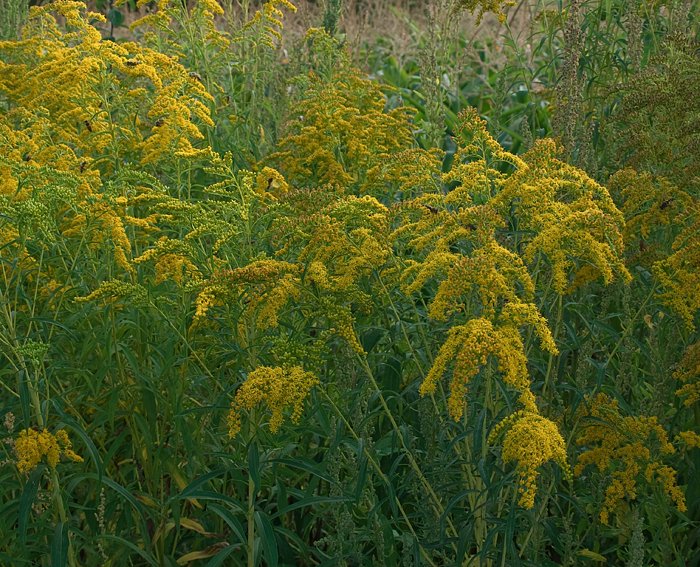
[0,1,698,565]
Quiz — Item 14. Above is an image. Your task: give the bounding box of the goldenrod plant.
[0,1,698,565]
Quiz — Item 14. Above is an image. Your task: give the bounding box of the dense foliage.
[0,1,698,566]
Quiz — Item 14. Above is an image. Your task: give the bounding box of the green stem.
[356,354,458,540]
[49,467,77,567]
[542,292,563,399]
[247,410,257,567]
[319,388,438,567]
[247,471,255,567]
[518,478,555,558]
[606,283,658,364]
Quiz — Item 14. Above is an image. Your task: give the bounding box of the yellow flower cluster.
[420,305,557,421]
[63,201,136,273]
[369,148,444,199]
[192,260,302,329]
[0,1,221,311]
[279,195,392,352]
[674,341,700,408]
[271,51,422,195]
[653,212,700,330]
[490,411,570,508]
[387,110,633,511]
[608,168,699,333]
[75,280,149,306]
[398,110,625,427]
[241,0,297,48]
[228,365,318,437]
[317,296,366,355]
[677,430,700,449]
[0,0,214,169]
[445,109,524,198]
[609,169,694,263]
[134,237,202,286]
[452,0,513,23]
[14,428,83,474]
[255,167,289,199]
[492,139,630,295]
[575,393,685,524]
[427,239,535,321]
[0,224,35,281]
[128,0,225,35]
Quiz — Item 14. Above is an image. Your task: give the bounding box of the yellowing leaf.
[135,494,158,508]
[578,549,607,562]
[176,542,230,565]
[179,518,209,535]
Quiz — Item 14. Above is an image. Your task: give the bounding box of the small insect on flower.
[154,118,165,127]
[125,59,140,66]
[84,120,93,133]
[189,72,203,83]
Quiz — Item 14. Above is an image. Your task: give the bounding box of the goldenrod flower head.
[485,138,630,295]
[271,68,418,195]
[239,0,296,48]
[76,280,149,306]
[14,428,83,474]
[428,239,535,321]
[133,237,201,286]
[228,365,318,437]
[523,203,631,294]
[256,167,289,199]
[368,148,443,198]
[677,430,700,449]
[420,304,554,421]
[575,393,684,524]
[674,341,700,407]
[491,411,570,508]
[0,2,214,169]
[652,213,700,330]
[452,0,514,24]
[154,254,200,285]
[288,196,390,298]
[318,298,366,355]
[609,169,694,261]
[191,260,301,329]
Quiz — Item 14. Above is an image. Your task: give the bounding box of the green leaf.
[360,328,384,353]
[205,543,241,567]
[106,8,125,27]
[248,441,260,492]
[51,522,68,567]
[254,511,278,567]
[267,457,333,483]
[19,467,42,544]
[52,401,104,482]
[76,473,153,554]
[271,495,351,519]
[99,535,158,566]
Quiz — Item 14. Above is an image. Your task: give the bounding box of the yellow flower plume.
[228,366,319,437]
[14,428,83,474]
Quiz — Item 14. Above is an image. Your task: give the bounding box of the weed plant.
[0,1,698,566]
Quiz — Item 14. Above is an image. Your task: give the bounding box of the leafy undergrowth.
[0,1,698,566]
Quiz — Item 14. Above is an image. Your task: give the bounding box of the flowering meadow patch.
[1,1,698,565]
